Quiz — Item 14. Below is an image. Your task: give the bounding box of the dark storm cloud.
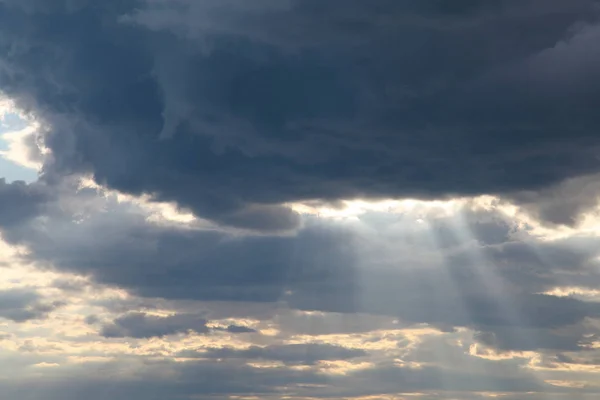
[1,1,600,228]
[0,288,61,322]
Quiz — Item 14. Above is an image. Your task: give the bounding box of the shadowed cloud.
[0,1,600,228]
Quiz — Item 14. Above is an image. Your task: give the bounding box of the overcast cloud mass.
[2,1,600,399]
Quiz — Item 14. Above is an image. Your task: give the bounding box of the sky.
[2,0,600,399]
[0,110,38,183]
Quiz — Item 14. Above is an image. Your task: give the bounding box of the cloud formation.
[0,179,49,227]
[188,343,367,365]
[0,288,61,322]
[99,312,210,338]
[1,1,600,399]
[1,0,600,228]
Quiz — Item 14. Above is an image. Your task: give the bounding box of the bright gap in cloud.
[0,99,40,183]
[291,198,463,221]
[292,195,600,242]
[77,177,199,227]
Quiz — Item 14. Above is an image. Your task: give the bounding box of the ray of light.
[447,209,551,397]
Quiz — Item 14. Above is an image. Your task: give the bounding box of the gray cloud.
[98,312,260,338]
[0,179,50,227]
[183,343,367,365]
[0,354,560,400]
[221,324,257,334]
[0,358,328,400]
[4,190,358,304]
[337,364,545,396]
[0,288,61,322]
[1,1,600,228]
[474,328,592,352]
[506,172,600,227]
[100,312,210,338]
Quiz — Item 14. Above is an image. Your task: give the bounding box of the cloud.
[97,311,258,338]
[1,1,600,228]
[2,187,359,304]
[2,2,600,398]
[508,173,600,227]
[0,288,61,322]
[185,343,367,365]
[99,312,210,338]
[0,358,328,400]
[474,327,590,352]
[0,347,554,400]
[222,324,256,334]
[0,179,49,227]
[4,185,600,340]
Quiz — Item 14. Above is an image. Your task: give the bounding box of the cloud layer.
[1,0,600,228]
[2,1,600,399]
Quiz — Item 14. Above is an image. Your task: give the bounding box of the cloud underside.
[1,0,600,229]
[1,0,600,399]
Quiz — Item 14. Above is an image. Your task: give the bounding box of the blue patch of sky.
[0,112,38,183]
